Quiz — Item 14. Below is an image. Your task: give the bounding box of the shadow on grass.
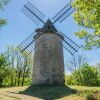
[19,85,77,100]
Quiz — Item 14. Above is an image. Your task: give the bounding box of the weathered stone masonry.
[32,20,65,85]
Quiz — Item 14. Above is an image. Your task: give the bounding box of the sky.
[0,0,100,68]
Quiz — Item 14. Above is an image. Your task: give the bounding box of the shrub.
[66,64,99,86]
[86,93,95,100]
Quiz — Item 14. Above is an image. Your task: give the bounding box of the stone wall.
[32,32,64,85]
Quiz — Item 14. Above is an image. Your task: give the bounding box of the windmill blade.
[17,32,41,55]
[52,4,75,24]
[54,32,80,55]
[59,8,75,23]
[17,32,35,54]
[63,40,78,55]
[60,32,80,49]
[21,1,46,25]
[60,32,80,55]
[53,36,74,55]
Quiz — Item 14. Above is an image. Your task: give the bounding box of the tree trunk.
[14,78,16,86]
[22,68,26,86]
[10,75,14,86]
[18,72,21,86]
[0,78,3,86]
[22,75,25,86]
[14,71,17,86]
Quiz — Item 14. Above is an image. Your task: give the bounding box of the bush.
[65,75,74,85]
[86,93,95,100]
[66,64,99,86]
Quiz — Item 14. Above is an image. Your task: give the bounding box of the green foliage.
[96,64,100,86]
[66,64,99,86]
[0,0,10,10]
[0,46,33,87]
[73,0,100,49]
[86,93,94,100]
[6,46,33,86]
[86,92,100,100]
[0,54,10,86]
[0,0,10,27]
[3,77,32,86]
[0,19,7,26]
[73,64,98,86]
[65,74,74,85]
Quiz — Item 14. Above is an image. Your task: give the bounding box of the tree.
[21,52,32,86]
[15,50,32,86]
[72,64,99,86]
[96,62,100,74]
[66,64,99,86]
[66,54,88,72]
[72,0,100,50]
[5,46,32,86]
[5,46,17,86]
[0,0,10,27]
[0,54,10,86]
[95,62,100,85]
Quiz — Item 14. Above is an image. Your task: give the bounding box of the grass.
[19,85,77,100]
[0,85,100,100]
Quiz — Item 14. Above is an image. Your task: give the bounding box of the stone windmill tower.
[33,20,64,85]
[18,1,80,85]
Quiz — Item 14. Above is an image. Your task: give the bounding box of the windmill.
[18,1,80,85]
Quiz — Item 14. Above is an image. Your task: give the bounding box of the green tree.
[95,62,100,85]
[5,46,32,86]
[65,74,74,85]
[72,64,99,86]
[15,50,32,86]
[0,0,10,27]
[6,46,17,86]
[96,63,100,74]
[0,54,10,86]
[21,52,32,86]
[72,0,100,50]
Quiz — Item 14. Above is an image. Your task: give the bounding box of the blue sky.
[0,0,100,67]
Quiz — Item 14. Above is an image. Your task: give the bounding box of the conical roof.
[42,19,57,33]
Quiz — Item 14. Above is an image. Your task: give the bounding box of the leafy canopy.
[72,0,100,50]
[0,54,10,86]
[0,0,10,27]
[66,64,99,86]
[73,64,98,86]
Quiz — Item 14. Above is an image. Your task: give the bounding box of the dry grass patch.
[0,85,100,100]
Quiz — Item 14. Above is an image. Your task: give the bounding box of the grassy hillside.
[0,85,100,100]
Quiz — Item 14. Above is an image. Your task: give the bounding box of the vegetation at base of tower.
[72,0,100,50]
[0,46,100,87]
[0,46,32,87]
[0,0,10,27]
[65,63,100,86]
